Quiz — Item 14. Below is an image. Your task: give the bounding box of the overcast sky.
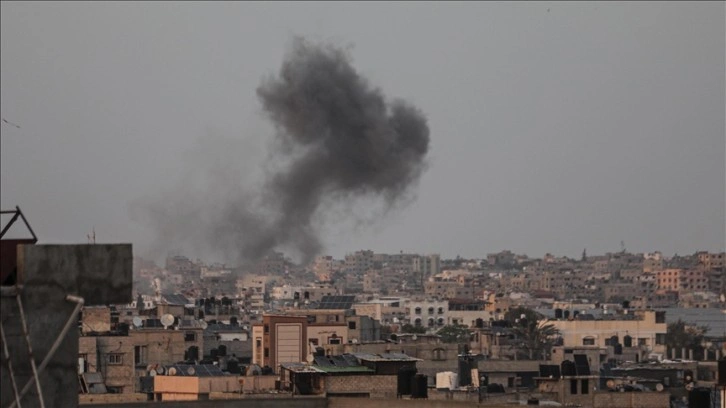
[1,2,724,263]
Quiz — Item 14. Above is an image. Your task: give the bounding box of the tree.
[437,324,470,343]
[505,307,560,360]
[401,324,426,334]
[666,319,709,359]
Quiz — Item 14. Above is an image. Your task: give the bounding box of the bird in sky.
[2,118,21,129]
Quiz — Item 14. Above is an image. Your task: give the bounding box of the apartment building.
[549,310,667,354]
[251,315,308,371]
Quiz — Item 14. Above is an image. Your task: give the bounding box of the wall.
[1,244,132,408]
[323,375,397,398]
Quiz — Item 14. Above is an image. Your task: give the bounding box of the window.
[264,348,269,357]
[414,307,422,315]
[570,379,578,395]
[184,332,196,342]
[581,379,589,394]
[134,346,147,366]
[438,307,444,314]
[310,338,319,346]
[256,338,262,348]
[108,354,123,365]
[432,348,446,361]
[428,307,434,315]
[583,337,595,346]
[264,324,269,333]
[656,334,666,345]
[329,337,341,345]
[348,321,356,330]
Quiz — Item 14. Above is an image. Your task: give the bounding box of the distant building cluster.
[70,247,726,406]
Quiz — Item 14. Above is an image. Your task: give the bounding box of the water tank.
[397,366,417,396]
[458,359,473,386]
[227,360,241,374]
[689,387,711,408]
[411,374,428,399]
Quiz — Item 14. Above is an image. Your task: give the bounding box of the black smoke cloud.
[136,38,430,264]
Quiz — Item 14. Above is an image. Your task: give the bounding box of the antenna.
[161,314,174,329]
[132,316,143,328]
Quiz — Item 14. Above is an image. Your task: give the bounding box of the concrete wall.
[1,244,132,408]
[83,397,327,408]
[324,375,397,398]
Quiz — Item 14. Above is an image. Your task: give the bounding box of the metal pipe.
[0,321,23,408]
[15,292,45,408]
[8,295,84,408]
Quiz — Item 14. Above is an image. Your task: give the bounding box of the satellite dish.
[156,366,165,375]
[149,369,157,376]
[187,367,196,375]
[161,314,174,328]
[656,383,664,392]
[606,380,616,389]
[685,382,694,391]
[411,334,418,341]
[168,367,177,376]
[132,317,143,328]
[200,321,208,329]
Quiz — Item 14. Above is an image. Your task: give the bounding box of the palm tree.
[505,307,560,360]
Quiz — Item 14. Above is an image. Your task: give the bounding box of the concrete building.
[344,250,374,275]
[424,281,474,299]
[656,268,709,292]
[1,243,132,408]
[252,315,308,371]
[549,310,667,355]
[408,299,448,328]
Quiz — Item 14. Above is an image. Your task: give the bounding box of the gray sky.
[1,2,724,262]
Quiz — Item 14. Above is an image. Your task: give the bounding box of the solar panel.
[539,365,561,378]
[573,355,590,376]
[314,356,333,366]
[316,295,355,310]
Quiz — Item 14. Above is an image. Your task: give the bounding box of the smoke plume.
[135,37,430,264]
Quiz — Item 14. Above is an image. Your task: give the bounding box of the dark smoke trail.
[135,37,430,264]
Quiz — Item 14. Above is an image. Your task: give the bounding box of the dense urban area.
[69,247,726,407]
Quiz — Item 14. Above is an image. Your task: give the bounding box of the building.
[408,299,448,328]
[548,310,667,355]
[656,268,709,292]
[251,314,308,371]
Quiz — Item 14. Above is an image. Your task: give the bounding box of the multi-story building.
[270,284,338,303]
[698,251,726,271]
[424,280,474,299]
[408,299,448,328]
[251,314,308,371]
[548,310,667,354]
[656,268,709,292]
[79,323,204,394]
[344,250,374,275]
